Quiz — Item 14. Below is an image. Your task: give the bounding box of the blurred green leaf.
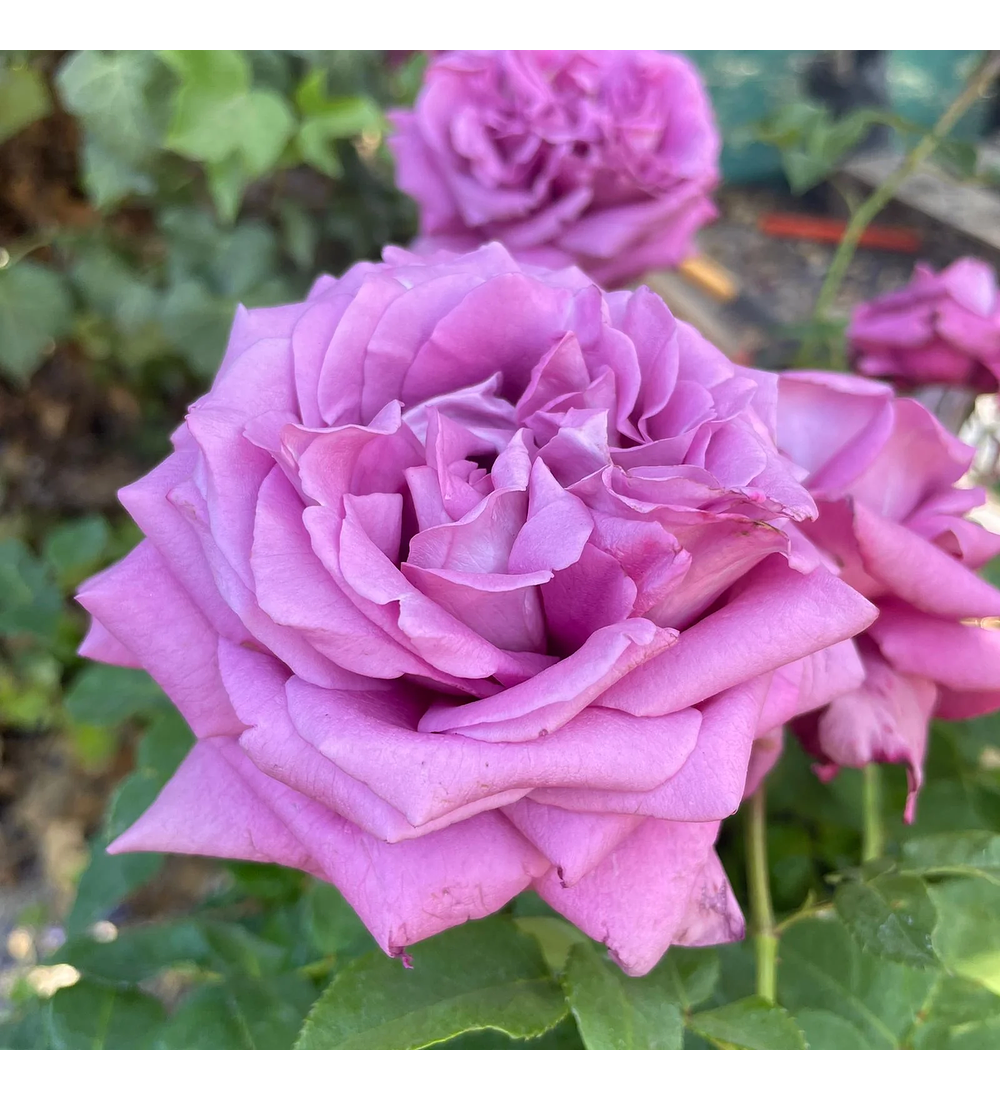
[64,665,166,728]
[779,917,937,1048]
[929,878,1000,996]
[106,709,192,836]
[910,976,1000,1049]
[160,975,314,1049]
[205,154,252,224]
[301,881,371,958]
[563,941,683,1049]
[226,861,305,905]
[79,139,158,208]
[296,917,567,1049]
[42,515,111,590]
[58,920,210,986]
[688,996,807,1050]
[791,1009,871,1049]
[834,874,939,968]
[44,981,166,1049]
[162,48,295,213]
[200,922,288,978]
[0,1007,47,1049]
[159,280,235,376]
[0,537,62,643]
[57,51,161,159]
[57,51,163,207]
[67,710,189,936]
[0,261,73,384]
[66,842,163,938]
[0,63,52,144]
[753,102,887,194]
[900,831,1000,884]
[294,70,382,177]
[514,915,589,973]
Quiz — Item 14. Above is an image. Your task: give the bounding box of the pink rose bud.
[78,245,875,975]
[848,258,1000,393]
[388,51,721,288]
[775,371,1000,820]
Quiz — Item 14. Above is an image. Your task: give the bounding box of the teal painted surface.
[684,50,990,185]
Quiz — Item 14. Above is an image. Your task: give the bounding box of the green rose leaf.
[929,878,1000,996]
[834,873,939,968]
[900,831,1000,885]
[44,981,166,1049]
[688,995,807,1050]
[295,917,567,1049]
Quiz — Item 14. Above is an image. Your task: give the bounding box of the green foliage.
[45,981,167,1049]
[295,918,568,1050]
[0,49,413,389]
[0,60,51,144]
[0,260,73,384]
[563,941,684,1049]
[688,997,807,1050]
[752,101,889,194]
[779,917,938,1048]
[834,872,938,968]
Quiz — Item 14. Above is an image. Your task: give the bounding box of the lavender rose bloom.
[848,258,1000,392]
[775,371,1000,817]
[77,245,873,976]
[388,51,720,288]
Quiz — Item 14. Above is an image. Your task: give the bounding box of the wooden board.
[842,150,1000,255]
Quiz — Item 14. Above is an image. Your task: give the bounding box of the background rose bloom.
[388,51,720,288]
[847,257,1000,392]
[77,245,873,976]
[775,371,1000,818]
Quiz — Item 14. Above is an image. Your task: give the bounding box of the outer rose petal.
[756,639,867,733]
[107,738,321,874]
[531,676,768,820]
[501,801,642,887]
[78,619,141,669]
[599,557,877,717]
[743,727,784,799]
[219,643,524,842]
[798,648,937,822]
[118,436,250,642]
[76,541,240,738]
[536,819,743,977]
[287,676,700,826]
[869,603,1000,693]
[851,499,1000,620]
[110,738,549,955]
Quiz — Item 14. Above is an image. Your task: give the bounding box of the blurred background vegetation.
[2,50,999,1050]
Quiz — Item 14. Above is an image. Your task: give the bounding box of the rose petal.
[600,557,877,717]
[77,541,240,738]
[536,819,743,977]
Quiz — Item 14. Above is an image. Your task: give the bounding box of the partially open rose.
[389,51,720,287]
[848,258,1000,393]
[776,371,1000,817]
[78,245,874,975]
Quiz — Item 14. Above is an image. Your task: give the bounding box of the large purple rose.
[848,258,1000,392]
[77,245,873,976]
[775,371,1000,818]
[388,51,720,288]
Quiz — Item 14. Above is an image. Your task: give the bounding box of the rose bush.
[388,51,720,288]
[77,244,875,976]
[773,371,1000,818]
[847,257,1000,392]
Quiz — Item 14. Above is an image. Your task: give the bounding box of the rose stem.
[811,50,1000,324]
[745,783,778,1004]
[861,764,885,863]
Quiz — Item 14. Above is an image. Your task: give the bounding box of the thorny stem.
[746,784,778,1004]
[812,50,1000,324]
[861,764,885,863]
